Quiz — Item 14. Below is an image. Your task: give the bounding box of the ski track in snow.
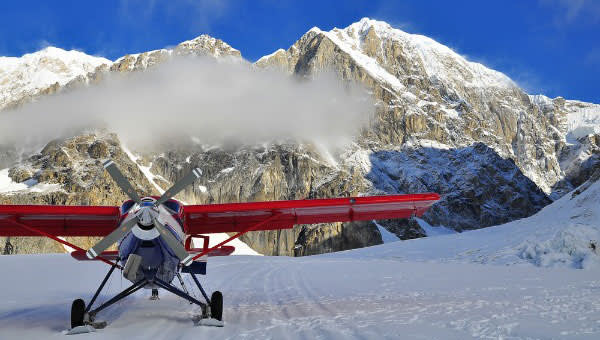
[0,253,599,339]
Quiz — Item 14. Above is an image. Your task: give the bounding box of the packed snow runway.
[0,252,599,339]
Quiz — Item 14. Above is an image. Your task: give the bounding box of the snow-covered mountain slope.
[257,17,515,97]
[0,47,111,110]
[256,18,599,197]
[564,100,600,141]
[529,94,600,142]
[337,171,600,270]
[355,142,550,230]
[0,35,240,111]
[528,95,600,197]
[318,18,514,91]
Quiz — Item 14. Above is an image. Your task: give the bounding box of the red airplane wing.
[183,193,440,234]
[0,194,440,237]
[0,205,121,237]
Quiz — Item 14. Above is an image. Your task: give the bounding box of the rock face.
[364,143,550,231]
[1,18,600,256]
[110,35,242,73]
[256,19,566,194]
[136,143,371,256]
[294,221,382,256]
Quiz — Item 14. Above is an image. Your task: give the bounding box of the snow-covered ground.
[0,250,598,339]
[1,178,599,339]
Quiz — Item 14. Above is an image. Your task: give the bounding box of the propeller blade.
[103,160,142,204]
[87,216,139,259]
[154,168,202,207]
[153,218,194,266]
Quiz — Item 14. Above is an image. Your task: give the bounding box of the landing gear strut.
[150,288,159,300]
[69,260,223,330]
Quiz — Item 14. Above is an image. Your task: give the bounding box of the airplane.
[0,159,440,333]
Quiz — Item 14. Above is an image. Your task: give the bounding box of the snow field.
[0,252,599,339]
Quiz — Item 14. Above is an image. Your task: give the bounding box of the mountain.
[256,18,597,195]
[109,34,241,73]
[1,18,599,257]
[0,35,241,113]
[0,47,110,111]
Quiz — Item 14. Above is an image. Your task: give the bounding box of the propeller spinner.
[86,159,201,266]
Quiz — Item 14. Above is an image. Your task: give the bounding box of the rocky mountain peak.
[111,34,242,73]
[259,18,515,92]
[175,34,241,58]
[344,19,514,89]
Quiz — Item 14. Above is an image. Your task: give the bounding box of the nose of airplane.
[137,206,157,227]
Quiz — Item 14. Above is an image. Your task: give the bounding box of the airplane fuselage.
[117,197,186,286]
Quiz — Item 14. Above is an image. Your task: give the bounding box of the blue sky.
[0,1,598,103]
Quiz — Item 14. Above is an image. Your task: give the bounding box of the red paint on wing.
[0,193,440,238]
[0,205,120,236]
[183,193,440,234]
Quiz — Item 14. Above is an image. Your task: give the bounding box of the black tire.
[210,291,223,321]
[71,298,86,329]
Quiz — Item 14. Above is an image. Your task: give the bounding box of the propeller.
[86,215,139,259]
[103,160,142,204]
[153,217,194,266]
[154,168,202,207]
[87,160,202,266]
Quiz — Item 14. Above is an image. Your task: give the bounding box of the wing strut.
[5,216,122,268]
[190,212,282,262]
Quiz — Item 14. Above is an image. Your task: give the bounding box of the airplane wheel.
[71,298,86,328]
[210,291,223,321]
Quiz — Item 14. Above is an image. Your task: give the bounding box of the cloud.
[466,54,560,97]
[511,69,558,96]
[539,0,600,26]
[0,57,373,151]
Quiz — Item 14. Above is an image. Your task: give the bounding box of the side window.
[121,200,135,215]
[163,200,181,214]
